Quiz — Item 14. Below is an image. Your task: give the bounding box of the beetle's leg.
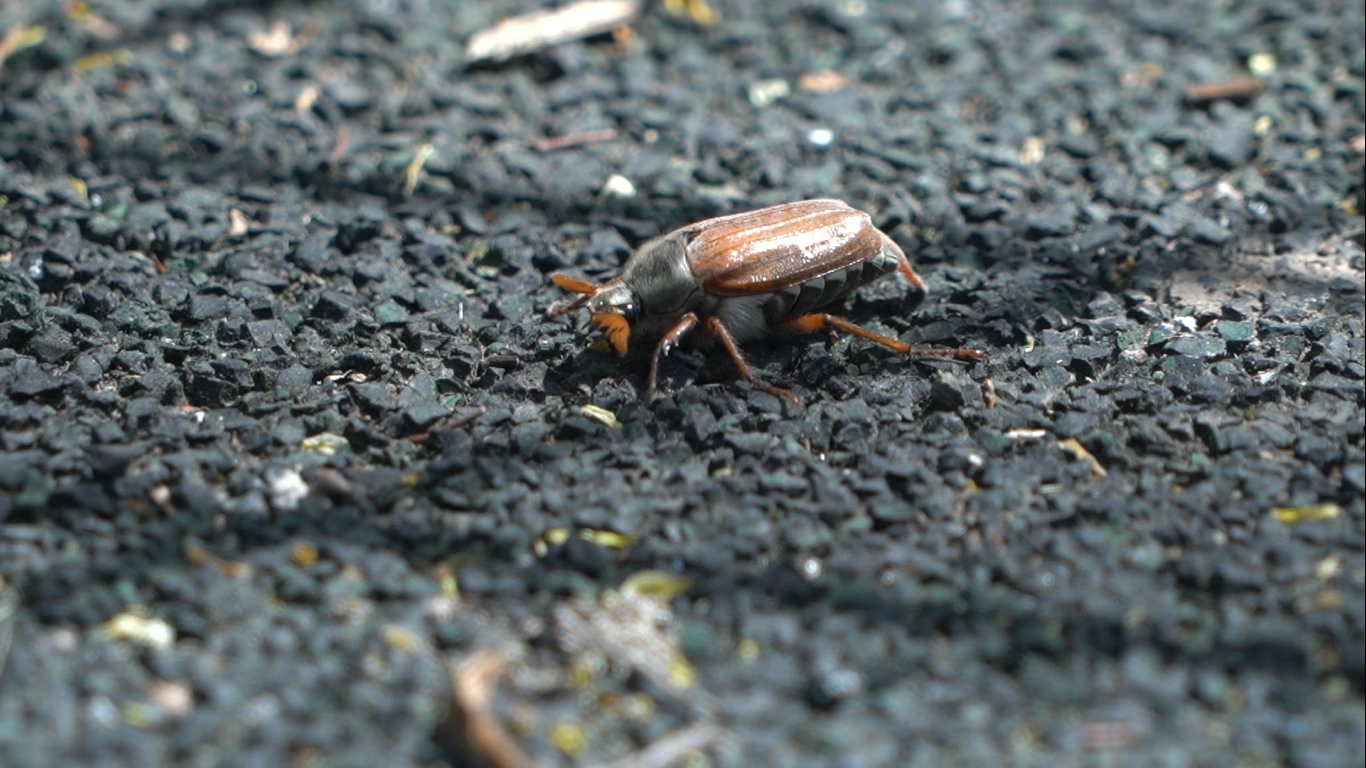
[647,312,700,397]
[776,314,988,361]
[706,316,801,406]
[881,234,927,310]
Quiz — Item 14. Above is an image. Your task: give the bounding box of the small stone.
[926,371,966,411]
[274,364,313,399]
[28,329,78,364]
[246,319,290,346]
[9,358,65,398]
[1025,211,1075,238]
[186,293,230,321]
[1142,214,1180,238]
[1186,217,1230,245]
[374,298,409,326]
[312,290,356,320]
[1207,122,1257,169]
[724,432,771,454]
[1057,132,1100,158]
[349,382,394,411]
[1165,335,1226,358]
[1214,320,1254,343]
[1053,411,1099,438]
[1077,224,1126,252]
[403,402,449,431]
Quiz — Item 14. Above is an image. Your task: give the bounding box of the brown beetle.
[548,199,985,405]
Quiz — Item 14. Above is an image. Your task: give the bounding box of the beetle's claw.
[760,383,801,407]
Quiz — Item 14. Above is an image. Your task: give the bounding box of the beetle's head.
[549,274,639,356]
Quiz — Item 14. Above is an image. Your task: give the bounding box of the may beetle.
[548,199,985,405]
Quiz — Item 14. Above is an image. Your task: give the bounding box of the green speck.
[1215,320,1253,343]
[374,299,409,326]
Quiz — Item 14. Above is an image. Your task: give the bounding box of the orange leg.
[706,316,801,406]
[647,312,699,396]
[775,313,987,361]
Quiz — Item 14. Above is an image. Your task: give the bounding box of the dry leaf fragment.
[403,143,435,198]
[1058,437,1107,477]
[579,404,620,427]
[1184,76,1266,104]
[555,587,697,696]
[620,570,692,602]
[797,70,852,92]
[579,528,634,548]
[466,0,640,63]
[101,609,175,650]
[0,24,45,71]
[248,20,301,57]
[228,208,251,236]
[664,0,719,25]
[1271,504,1341,525]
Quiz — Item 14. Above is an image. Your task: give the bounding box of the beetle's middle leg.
[775,314,988,361]
[705,316,801,406]
[647,312,700,396]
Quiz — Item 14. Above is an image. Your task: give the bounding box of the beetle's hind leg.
[880,233,927,310]
[775,314,987,361]
[705,316,801,406]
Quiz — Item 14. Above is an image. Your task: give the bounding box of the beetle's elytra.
[548,199,985,405]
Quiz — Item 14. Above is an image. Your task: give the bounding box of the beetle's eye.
[606,296,639,323]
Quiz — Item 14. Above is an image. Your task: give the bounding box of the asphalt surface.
[0,1,1363,766]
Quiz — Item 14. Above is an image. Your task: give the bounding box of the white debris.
[268,468,309,511]
[466,0,640,63]
[748,79,790,107]
[600,174,637,199]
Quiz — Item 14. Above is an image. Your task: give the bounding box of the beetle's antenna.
[547,293,594,318]
[547,274,599,317]
[551,274,599,295]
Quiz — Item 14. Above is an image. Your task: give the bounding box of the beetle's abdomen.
[762,246,901,322]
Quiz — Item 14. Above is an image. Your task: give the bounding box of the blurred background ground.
[0,1,1362,766]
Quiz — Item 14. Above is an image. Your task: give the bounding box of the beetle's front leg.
[647,312,700,397]
[705,316,801,406]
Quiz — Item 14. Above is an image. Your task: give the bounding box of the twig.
[466,0,640,63]
[534,128,617,152]
[435,650,535,768]
[597,723,725,768]
[0,578,16,688]
[328,126,351,167]
[0,24,45,71]
[1184,76,1266,104]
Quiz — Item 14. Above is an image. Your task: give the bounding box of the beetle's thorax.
[620,232,709,325]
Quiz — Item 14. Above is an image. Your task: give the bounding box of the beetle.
[547,199,985,405]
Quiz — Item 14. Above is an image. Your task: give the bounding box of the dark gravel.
[1,1,1363,766]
